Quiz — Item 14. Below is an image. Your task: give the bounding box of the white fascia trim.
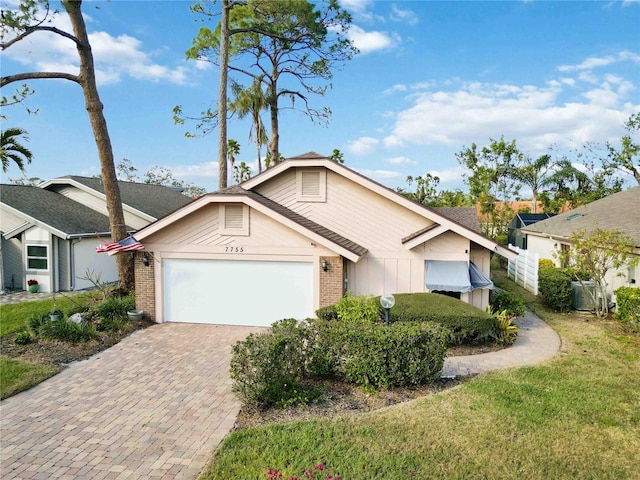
[41,178,156,222]
[403,225,448,250]
[2,221,32,240]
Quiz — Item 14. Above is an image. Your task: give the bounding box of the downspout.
[70,238,79,291]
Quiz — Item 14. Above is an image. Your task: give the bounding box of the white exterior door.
[163,259,314,326]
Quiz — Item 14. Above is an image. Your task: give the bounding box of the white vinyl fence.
[507,244,539,295]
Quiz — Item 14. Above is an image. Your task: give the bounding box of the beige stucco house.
[134,152,515,326]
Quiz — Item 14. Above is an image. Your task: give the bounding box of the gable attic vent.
[225,204,244,229]
[301,171,321,196]
[296,168,326,202]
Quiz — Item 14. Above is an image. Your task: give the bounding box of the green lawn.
[200,271,640,480]
[0,291,102,399]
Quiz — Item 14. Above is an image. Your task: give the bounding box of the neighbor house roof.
[521,186,640,247]
[1,184,112,238]
[49,176,193,220]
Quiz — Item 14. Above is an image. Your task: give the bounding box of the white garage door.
[163,259,314,326]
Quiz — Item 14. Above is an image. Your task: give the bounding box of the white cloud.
[355,168,402,181]
[428,166,468,185]
[385,156,416,165]
[347,136,380,155]
[557,50,640,72]
[381,68,639,154]
[346,26,399,54]
[1,7,189,86]
[382,84,407,95]
[390,4,419,26]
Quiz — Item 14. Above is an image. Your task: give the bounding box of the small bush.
[386,293,497,345]
[614,286,640,333]
[493,310,519,346]
[14,331,32,345]
[230,319,309,410]
[38,318,97,343]
[491,290,525,318]
[315,304,338,322]
[27,313,49,335]
[335,292,380,324]
[539,258,555,269]
[538,267,573,312]
[315,321,449,389]
[94,296,135,321]
[96,316,129,333]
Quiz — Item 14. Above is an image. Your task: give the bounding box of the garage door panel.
[163,259,313,326]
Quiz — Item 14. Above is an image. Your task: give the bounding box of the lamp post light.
[380,294,395,327]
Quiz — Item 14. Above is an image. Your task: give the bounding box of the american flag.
[96,235,144,255]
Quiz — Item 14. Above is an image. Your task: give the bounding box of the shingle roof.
[1,184,112,235]
[62,176,192,219]
[432,207,482,233]
[521,186,640,246]
[208,188,368,257]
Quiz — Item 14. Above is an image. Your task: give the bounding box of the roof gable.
[1,184,112,237]
[522,187,640,246]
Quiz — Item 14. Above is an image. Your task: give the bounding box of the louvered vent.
[225,204,244,229]
[301,171,321,197]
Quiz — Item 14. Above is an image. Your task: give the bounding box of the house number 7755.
[225,246,244,253]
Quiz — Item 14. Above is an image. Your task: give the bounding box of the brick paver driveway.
[1,323,262,480]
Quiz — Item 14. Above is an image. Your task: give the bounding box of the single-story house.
[507,212,555,249]
[133,152,516,326]
[522,186,640,301]
[0,176,192,293]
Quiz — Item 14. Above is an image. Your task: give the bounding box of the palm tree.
[230,78,269,173]
[514,154,552,213]
[1,127,33,173]
[227,139,240,170]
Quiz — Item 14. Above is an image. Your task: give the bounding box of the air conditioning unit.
[571,281,604,311]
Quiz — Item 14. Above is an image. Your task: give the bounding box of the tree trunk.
[217,0,230,189]
[64,1,133,290]
[268,75,279,165]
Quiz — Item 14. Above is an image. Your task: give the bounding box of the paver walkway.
[441,309,561,377]
[0,323,262,480]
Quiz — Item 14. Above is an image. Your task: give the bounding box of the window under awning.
[425,261,494,293]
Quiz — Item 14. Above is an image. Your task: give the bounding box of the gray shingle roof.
[433,207,482,233]
[209,188,368,257]
[1,184,112,235]
[63,176,192,219]
[521,186,640,246]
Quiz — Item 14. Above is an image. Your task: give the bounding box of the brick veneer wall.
[134,252,156,322]
[319,256,345,308]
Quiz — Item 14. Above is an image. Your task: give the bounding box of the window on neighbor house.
[219,204,249,236]
[296,169,326,202]
[26,245,48,270]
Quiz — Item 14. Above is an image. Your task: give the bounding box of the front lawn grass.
[0,357,58,400]
[0,291,101,338]
[200,271,640,480]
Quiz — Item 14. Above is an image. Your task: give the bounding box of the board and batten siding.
[1,236,24,290]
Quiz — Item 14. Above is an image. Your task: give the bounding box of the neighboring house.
[522,186,640,301]
[134,152,516,327]
[0,177,192,293]
[507,213,555,249]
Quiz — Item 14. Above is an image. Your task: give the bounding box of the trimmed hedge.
[491,290,525,318]
[383,293,497,345]
[314,320,448,388]
[538,267,573,312]
[614,287,640,333]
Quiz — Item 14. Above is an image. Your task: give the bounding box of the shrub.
[614,286,640,333]
[538,267,573,312]
[230,319,309,410]
[27,313,49,335]
[14,331,32,345]
[335,292,380,324]
[491,290,525,318]
[493,310,519,346]
[315,304,338,322]
[315,321,449,389]
[96,317,129,333]
[94,296,135,321]
[539,258,555,270]
[38,318,97,343]
[385,293,497,345]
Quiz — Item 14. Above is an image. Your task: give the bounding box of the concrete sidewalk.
[441,309,561,377]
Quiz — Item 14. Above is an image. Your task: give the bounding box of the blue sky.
[1,0,639,194]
